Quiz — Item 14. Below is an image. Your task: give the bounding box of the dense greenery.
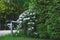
[36,0,60,39]
[0,0,60,39]
[0,0,29,29]
[0,35,40,40]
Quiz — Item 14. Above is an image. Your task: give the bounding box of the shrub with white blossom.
[14,10,39,38]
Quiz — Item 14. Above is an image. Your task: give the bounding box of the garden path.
[0,30,16,36]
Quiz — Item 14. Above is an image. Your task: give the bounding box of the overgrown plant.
[14,0,39,38]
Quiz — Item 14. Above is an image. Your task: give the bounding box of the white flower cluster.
[16,10,37,35]
[28,27,34,31]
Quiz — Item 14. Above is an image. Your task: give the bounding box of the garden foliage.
[0,0,60,39]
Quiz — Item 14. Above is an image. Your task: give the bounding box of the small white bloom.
[32,27,34,29]
[27,17,30,19]
[23,18,27,21]
[19,21,22,23]
[31,22,35,24]
[19,18,22,20]
[19,14,24,18]
[30,20,32,21]
[28,22,31,24]
[23,18,30,21]
[30,13,32,15]
[33,13,35,15]
[17,31,19,33]
[28,28,31,30]
[34,32,38,35]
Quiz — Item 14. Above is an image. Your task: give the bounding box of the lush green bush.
[0,34,40,40]
[0,0,60,39]
[36,0,60,39]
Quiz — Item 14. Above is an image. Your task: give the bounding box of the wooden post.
[7,22,13,36]
[10,22,13,36]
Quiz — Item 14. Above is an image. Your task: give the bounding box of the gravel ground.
[0,30,16,36]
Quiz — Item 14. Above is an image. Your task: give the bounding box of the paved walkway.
[0,30,16,36]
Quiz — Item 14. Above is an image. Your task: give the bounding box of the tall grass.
[0,34,40,40]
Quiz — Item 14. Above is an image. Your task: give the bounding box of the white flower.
[31,22,35,24]
[23,18,27,21]
[34,32,38,35]
[19,14,24,18]
[28,22,31,24]
[33,13,35,15]
[23,17,30,21]
[28,22,35,24]
[27,17,30,19]
[19,18,22,20]
[28,28,32,30]
[17,19,19,21]
[17,31,19,33]
[30,13,33,15]
[19,21,22,23]
[32,27,34,29]
[30,20,32,21]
